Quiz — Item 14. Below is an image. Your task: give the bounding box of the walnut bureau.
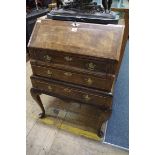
[28,19,124,137]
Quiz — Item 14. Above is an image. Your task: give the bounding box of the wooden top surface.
[28,19,124,60]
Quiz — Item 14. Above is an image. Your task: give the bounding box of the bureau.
[28,19,124,137]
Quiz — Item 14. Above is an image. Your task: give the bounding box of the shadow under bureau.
[28,19,124,137]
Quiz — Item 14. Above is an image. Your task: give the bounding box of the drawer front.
[31,77,113,109]
[31,65,114,92]
[30,49,117,74]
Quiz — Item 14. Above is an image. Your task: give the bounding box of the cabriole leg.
[97,110,112,137]
[30,88,45,118]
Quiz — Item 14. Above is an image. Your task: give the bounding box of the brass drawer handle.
[64,88,71,93]
[48,85,52,90]
[64,72,72,76]
[47,70,52,76]
[87,62,96,71]
[83,95,91,102]
[64,56,72,61]
[86,78,93,85]
[44,55,52,62]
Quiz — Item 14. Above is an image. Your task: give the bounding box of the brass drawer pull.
[83,95,91,102]
[64,72,72,76]
[87,62,96,71]
[64,88,71,93]
[86,78,93,85]
[47,70,52,76]
[64,56,72,61]
[44,55,52,62]
[48,85,52,90]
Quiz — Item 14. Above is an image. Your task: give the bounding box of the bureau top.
[28,19,124,60]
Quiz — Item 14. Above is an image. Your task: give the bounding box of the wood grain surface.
[28,19,124,60]
[31,64,115,91]
[31,76,113,110]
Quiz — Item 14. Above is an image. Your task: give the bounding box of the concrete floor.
[26,61,129,155]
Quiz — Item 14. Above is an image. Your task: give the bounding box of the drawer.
[31,65,114,92]
[31,76,113,110]
[29,48,117,74]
